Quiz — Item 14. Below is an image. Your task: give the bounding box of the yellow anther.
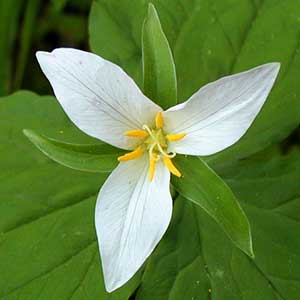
[125,130,149,138]
[155,112,164,129]
[166,133,186,142]
[149,157,157,181]
[163,156,181,177]
[117,147,143,162]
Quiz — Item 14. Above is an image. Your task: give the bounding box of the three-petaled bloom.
[36,48,280,292]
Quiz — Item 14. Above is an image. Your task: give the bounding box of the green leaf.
[23,129,123,173]
[89,0,300,163]
[172,155,253,257]
[0,91,140,300]
[137,148,300,300]
[142,3,177,109]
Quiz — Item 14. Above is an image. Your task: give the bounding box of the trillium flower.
[36,48,280,292]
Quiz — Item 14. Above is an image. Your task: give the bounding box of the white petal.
[95,156,172,292]
[36,48,161,150]
[164,63,280,155]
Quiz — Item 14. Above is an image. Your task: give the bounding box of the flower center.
[117,112,186,181]
[142,125,175,159]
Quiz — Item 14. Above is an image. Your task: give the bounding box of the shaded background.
[0,0,91,96]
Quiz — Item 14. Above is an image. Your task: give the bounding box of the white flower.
[36,48,280,292]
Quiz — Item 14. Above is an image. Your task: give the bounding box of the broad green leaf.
[0,0,24,95]
[0,91,140,300]
[89,0,300,163]
[172,155,253,257]
[23,129,123,173]
[137,148,300,300]
[142,3,177,109]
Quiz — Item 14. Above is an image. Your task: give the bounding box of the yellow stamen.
[163,156,181,177]
[149,157,157,181]
[155,112,164,128]
[125,130,149,138]
[117,147,143,162]
[166,133,186,142]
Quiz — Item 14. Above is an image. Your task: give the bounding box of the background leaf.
[0,91,140,300]
[142,3,177,109]
[137,148,300,300]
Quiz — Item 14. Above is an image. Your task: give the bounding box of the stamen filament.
[117,147,143,162]
[166,133,186,142]
[155,112,164,129]
[125,129,149,138]
[163,156,181,177]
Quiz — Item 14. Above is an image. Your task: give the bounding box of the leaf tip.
[248,246,255,259]
[241,219,255,259]
[23,128,33,139]
[242,234,255,259]
[244,247,255,259]
[147,2,156,13]
[147,2,159,21]
[23,129,41,147]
